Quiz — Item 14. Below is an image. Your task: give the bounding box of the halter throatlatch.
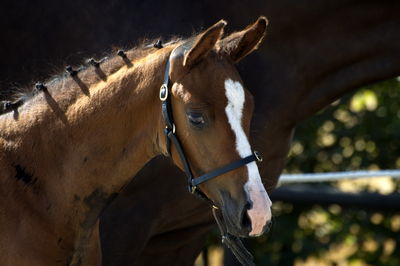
[160,53,262,266]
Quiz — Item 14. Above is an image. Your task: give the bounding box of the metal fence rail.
[278,169,400,185]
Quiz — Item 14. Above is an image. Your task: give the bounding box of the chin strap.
[212,208,256,266]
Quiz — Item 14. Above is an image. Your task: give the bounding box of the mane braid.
[0,37,181,116]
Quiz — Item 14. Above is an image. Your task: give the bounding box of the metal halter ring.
[254,151,263,162]
[159,84,168,101]
[166,123,176,134]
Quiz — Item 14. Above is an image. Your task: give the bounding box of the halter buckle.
[165,123,176,134]
[159,84,168,101]
[190,185,197,194]
[254,151,263,162]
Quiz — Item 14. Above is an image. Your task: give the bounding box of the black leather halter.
[160,53,262,266]
[160,56,263,198]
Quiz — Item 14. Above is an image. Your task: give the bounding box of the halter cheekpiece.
[159,54,263,199]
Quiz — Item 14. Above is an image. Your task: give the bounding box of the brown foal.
[0,17,270,265]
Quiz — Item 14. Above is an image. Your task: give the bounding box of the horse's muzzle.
[220,190,272,238]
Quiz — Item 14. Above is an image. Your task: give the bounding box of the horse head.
[159,17,272,237]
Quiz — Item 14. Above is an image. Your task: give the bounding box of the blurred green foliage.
[287,78,400,173]
[249,78,400,265]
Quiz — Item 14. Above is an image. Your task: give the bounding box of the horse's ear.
[183,20,227,67]
[219,16,268,63]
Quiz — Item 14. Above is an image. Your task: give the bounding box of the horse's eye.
[187,112,205,128]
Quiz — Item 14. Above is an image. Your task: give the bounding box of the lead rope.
[212,208,256,266]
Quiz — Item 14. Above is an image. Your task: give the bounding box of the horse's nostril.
[241,211,252,231]
[241,200,253,232]
[245,200,253,210]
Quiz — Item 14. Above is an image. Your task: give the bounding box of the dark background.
[1,1,400,265]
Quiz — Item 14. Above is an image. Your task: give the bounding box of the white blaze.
[224,79,272,236]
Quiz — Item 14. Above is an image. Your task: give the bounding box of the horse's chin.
[221,205,252,238]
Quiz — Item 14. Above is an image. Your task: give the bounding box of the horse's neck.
[0,48,170,230]
[254,0,400,127]
[250,1,400,189]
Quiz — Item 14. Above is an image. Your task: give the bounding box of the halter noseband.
[159,54,263,198]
